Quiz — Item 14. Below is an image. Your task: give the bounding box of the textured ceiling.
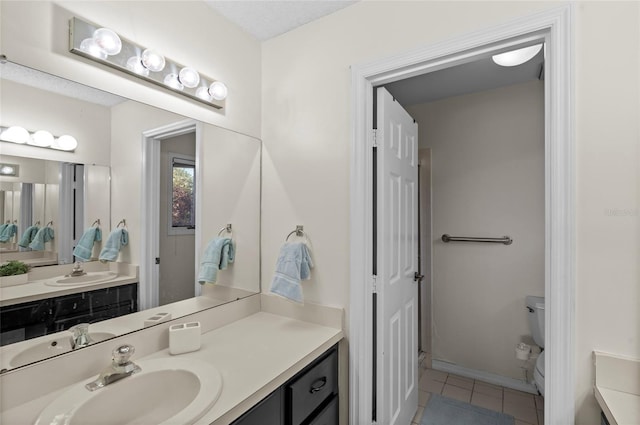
[205,0,358,40]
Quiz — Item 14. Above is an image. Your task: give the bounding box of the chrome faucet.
[69,323,94,349]
[85,344,141,391]
[67,262,87,277]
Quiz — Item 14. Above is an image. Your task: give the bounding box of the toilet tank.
[526,296,545,348]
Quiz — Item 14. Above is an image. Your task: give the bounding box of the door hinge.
[371,275,378,293]
[372,129,378,148]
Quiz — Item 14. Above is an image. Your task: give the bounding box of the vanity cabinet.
[0,283,138,346]
[231,344,338,425]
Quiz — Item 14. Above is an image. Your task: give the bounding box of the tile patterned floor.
[414,354,544,425]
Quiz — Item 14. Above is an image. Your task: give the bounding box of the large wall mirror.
[0,61,261,371]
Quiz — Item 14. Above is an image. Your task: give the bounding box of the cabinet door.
[232,387,282,425]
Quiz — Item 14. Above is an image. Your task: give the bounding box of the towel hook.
[34,220,40,226]
[13,219,18,224]
[285,225,305,241]
[117,219,127,228]
[46,220,53,227]
[217,223,232,237]
[92,219,101,227]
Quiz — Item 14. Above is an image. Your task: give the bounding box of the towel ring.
[46,221,53,227]
[218,223,232,237]
[92,219,101,227]
[117,219,127,229]
[285,225,306,242]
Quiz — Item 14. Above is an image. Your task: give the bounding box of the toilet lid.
[536,353,545,378]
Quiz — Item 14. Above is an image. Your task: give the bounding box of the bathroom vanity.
[593,351,640,425]
[0,294,344,425]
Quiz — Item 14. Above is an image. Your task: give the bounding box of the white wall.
[262,2,639,423]
[0,0,262,139]
[407,80,545,381]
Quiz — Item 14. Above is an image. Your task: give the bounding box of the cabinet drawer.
[308,396,338,425]
[287,348,338,425]
[232,387,282,425]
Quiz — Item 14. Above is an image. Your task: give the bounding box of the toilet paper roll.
[515,343,531,360]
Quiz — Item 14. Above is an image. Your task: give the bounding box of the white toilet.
[526,295,545,396]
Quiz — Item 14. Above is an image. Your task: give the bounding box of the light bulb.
[30,130,54,147]
[0,165,16,176]
[195,86,212,102]
[126,56,150,76]
[141,49,165,72]
[1,126,30,144]
[492,44,543,67]
[208,81,228,101]
[178,67,200,88]
[79,38,107,60]
[53,135,78,151]
[164,73,184,91]
[93,28,122,56]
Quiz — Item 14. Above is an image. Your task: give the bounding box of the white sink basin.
[35,357,222,425]
[10,332,116,368]
[45,271,118,287]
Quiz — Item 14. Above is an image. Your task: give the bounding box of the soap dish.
[169,321,201,355]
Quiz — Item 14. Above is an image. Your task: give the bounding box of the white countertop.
[594,351,640,425]
[0,306,343,425]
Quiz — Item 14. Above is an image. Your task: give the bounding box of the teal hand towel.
[0,223,18,243]
[73,227,103,261]
[198,237,235,284]
[99,228,128,262]
[18,225,40,248]
[28,226,54,250]
[270,242,314,303]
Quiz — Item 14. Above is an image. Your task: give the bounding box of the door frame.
[349,5,574,425]
[140,119,202,311]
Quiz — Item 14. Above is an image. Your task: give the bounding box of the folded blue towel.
[99,228,128,262]
[73,227,103,261]
[270,242,313,303]
[198,237,235,284]
[18,225,40,248]
[28,226,54,250]
[0,223,18,243]
[0,223,7,235]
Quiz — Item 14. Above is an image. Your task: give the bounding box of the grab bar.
[441,234,513,245]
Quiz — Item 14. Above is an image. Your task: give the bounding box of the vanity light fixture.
[0,126,78,152]
[492,43,543,67]
[0,163,19,177]
[69,17,227,109]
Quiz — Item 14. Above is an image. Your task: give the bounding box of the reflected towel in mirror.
[198,237,235,284]
[269,242,313,303]
[0,223,18,243]
[18,225,40,248]
[73,227,103,261]
[99,228,128,262]
[28,226,54,250]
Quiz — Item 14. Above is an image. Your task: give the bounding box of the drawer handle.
[309,377,327,394]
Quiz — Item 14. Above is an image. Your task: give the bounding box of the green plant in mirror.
[0,260,30,276]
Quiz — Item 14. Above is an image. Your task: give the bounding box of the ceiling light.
[209,81,228,101]
[30,130,54,147]
[126,56,150,76]
[492,44,543,67]
[179,67,200,88]
[164,73,184,91]
[0,126,30,144]
[53,135,79,151]
[0,126,78,152]
[69,17,226,109]
[141,49,166,72]
[0,164,19,177]
[195,87,212,102]
[93,28,122,56]
[79,38,107,60]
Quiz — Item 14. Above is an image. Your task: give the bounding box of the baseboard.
[431,359,538,394]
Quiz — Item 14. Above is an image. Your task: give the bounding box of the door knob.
[414,272,424,282]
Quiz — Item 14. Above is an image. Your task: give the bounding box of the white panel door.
[376,87,419,425]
